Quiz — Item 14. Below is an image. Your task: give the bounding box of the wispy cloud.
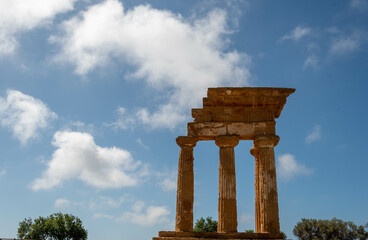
[306,124,322,144]
[117,201,170,226]
[32,131,149,190]
[51,0,250,129]
[239,212,254,224]
[93,213,114,220]
[0,0,74,56]
[156,169,177,191]
[105,107,136,131]
[280,26,312,42]
[277,154,313,180]
[136,138,150,150]
[54,198,84,209]
[63,120,95,134]
[0,90,57,145]
[303,55,319,70]
[329,37,360,56]
[54,198,71,209]
[280,24,368,69]
[89,196,126,210]
[350,0,368,11]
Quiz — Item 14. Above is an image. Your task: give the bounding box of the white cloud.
[156,170,177,191]
[54,198,72,209]
[89,196,126,210]
[0,90,57,145]
[159,177,177,192]
[0,169,6,176]
[64,120,95,133]
[239,213,254,224]
[350,0,368,10]
[32,131,148,190]
[303,55,319,70]
[329,37,360,56]
[281,25,367,68]
[305,124,322,144]
[117,201,170,226]
[277,154,313,180]
[54,198,84,209]
[0,0,74,56]
[51,0,250,129]
[93,213,114,220]
[105,107,135,130]
[280,26,312,42]
[136,138,150,150]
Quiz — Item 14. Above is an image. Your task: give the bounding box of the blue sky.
[0,0,367,239]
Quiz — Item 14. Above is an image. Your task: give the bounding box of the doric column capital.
[215,135,239,148]
[176,136,198,148]
[250,147,259,157]
[254,135,280,148]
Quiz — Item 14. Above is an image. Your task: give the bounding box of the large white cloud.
[0,0,74,56]
[32,131,148,190]
[277,154,313,180]
[0,90,57,145]
[51,0,250,129]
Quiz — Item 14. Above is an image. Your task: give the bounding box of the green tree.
[193,217,218,232]
[293,218,368,240]
[17,213,88,240]
[244,229,287,240]
[280,231,287,240]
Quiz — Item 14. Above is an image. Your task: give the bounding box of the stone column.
[254,135,280,233]
[175,136,197,232]
[250,147,261,233]
[215,135,239,233]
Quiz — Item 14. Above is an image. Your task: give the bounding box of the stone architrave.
[153,87,295,240]
[175,136,197,232]
[215,136,239,233]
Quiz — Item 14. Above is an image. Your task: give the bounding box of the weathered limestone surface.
[154,231,284,239]
[215,136,239,233]
[153,87,295,240]
[191,88,295,123]
[250,147,261,233]
[254,136,280,233]
[175,136,197,232]
[187,122,275,140]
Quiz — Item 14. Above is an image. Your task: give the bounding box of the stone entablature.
[154,87,295,240]
[192,88,295,123]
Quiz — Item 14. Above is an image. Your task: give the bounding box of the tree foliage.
[244,229,287,239]
[293,218,368,240]
[17,213,88,240]
[193,217,218,232]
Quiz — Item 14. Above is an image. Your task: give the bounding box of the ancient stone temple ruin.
[153,87,295,240]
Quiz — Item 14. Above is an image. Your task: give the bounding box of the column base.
[153,231,284,240]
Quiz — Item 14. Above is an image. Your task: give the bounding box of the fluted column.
[175,136,197,232]
[215,135,239,233]
[254,135,280,233]
[250,147,261,233]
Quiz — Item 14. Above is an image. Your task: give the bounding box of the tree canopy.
[293,218,368,240]
[193,217,218,232]
[17,213,88,240]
